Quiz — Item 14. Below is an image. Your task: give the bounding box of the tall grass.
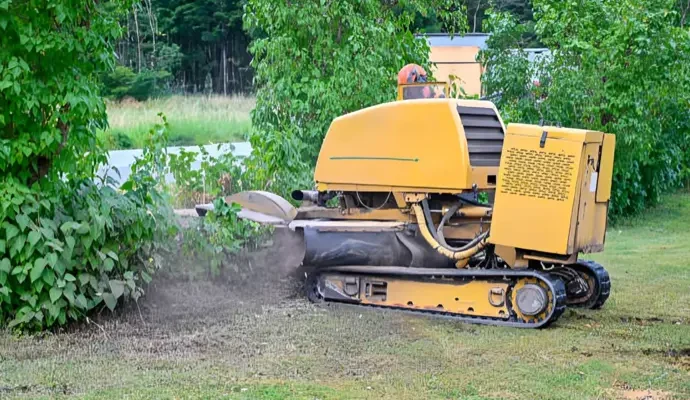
[101,95,255,149]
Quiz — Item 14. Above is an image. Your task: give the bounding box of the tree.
[480,0,690,217]
[243,0,468,195]
[154,0,252,93]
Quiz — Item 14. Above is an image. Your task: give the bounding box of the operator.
[397,63,446,99]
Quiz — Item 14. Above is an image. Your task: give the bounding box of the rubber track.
[575,260,611,309]
[308,266,567,329]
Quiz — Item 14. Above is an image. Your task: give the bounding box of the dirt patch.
[610,347,690,371]
[658,348,690,371]
[641,348,690,370]
[566,309,595,320]
[1,228,426,383]
[641,348,690,358]
[83,227,311,359]
[612,382,671,400]
[619,390,670,400]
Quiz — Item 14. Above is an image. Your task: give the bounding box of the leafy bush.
[0,176,174,329]
[0,115,176,331]
[129,69,172,100]
[0,1,178,331]
[101,66,137,99]
[102,66,171,101]
[165,143,269,279]
[167,144,246,208]
[109,131,135,149]
[175,198,269,279]
[480,1,690,217]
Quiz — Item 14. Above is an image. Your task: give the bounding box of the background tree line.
[106,0,251,99]
[105,0,535,100]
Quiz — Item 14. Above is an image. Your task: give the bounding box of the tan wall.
[429,46,483,96]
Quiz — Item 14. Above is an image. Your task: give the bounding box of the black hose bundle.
[419,199,489,256]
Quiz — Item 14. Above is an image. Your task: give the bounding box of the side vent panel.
[457,106,505,167]
[500,148,576,202]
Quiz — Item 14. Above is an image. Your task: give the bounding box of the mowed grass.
[99,95,255,149]
[1,192,689,399]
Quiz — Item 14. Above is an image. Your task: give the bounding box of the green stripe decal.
[330,156,419,162]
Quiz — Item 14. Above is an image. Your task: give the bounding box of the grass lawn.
[1,192,689,399]
[100,95,254,150]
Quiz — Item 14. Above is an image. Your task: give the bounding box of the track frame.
[306,266,567,328]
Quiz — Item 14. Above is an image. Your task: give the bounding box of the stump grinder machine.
[208,65,616,328]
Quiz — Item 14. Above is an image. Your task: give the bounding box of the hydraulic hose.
[436,203,461,248]
[412,201,488,262]
[437,203,492,246]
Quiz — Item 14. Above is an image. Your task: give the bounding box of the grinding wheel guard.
[218,191,297,225]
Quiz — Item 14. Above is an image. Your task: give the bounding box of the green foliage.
[492,0,540,46]
[101,66,137,99]
[113,131,135,149]
[154,43,184,77]
[149,0,252,92]
[0,1,120,184]
[167,144,246,208]
[478,9,542,122]
[101,66,172,101]
[119,0,480,95]
[0,122,176,331]
[178,198,268,278]
[0,1,177,331]
[129,69,172,100]
[166,146,268,278]
[244,0,465,196]
[480,1,690,217]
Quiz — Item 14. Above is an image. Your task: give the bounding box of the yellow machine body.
[314,98,505,193]
[489,124,616,256]
[225,91,616,328]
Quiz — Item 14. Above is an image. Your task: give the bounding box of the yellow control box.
[489,124,615,256]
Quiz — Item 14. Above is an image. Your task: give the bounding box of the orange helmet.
[398,63,428,85]
[398,64,431,98]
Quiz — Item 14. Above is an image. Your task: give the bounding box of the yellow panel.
[429,46,482,95]
[432,63,483,96]
[596,134,616,202]
[574,143,601,252]
[314,99,505,192]
[590,202,608,252]
[315,100,473,192]
[430,46,480,63]
[471,166,500,188]
[489,128,585,255]
[360,278,509,318]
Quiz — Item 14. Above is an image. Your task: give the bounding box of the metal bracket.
[404,193,428,203]
[343,276,360,296]
[364,280,388,301]
[488,287,506,307]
